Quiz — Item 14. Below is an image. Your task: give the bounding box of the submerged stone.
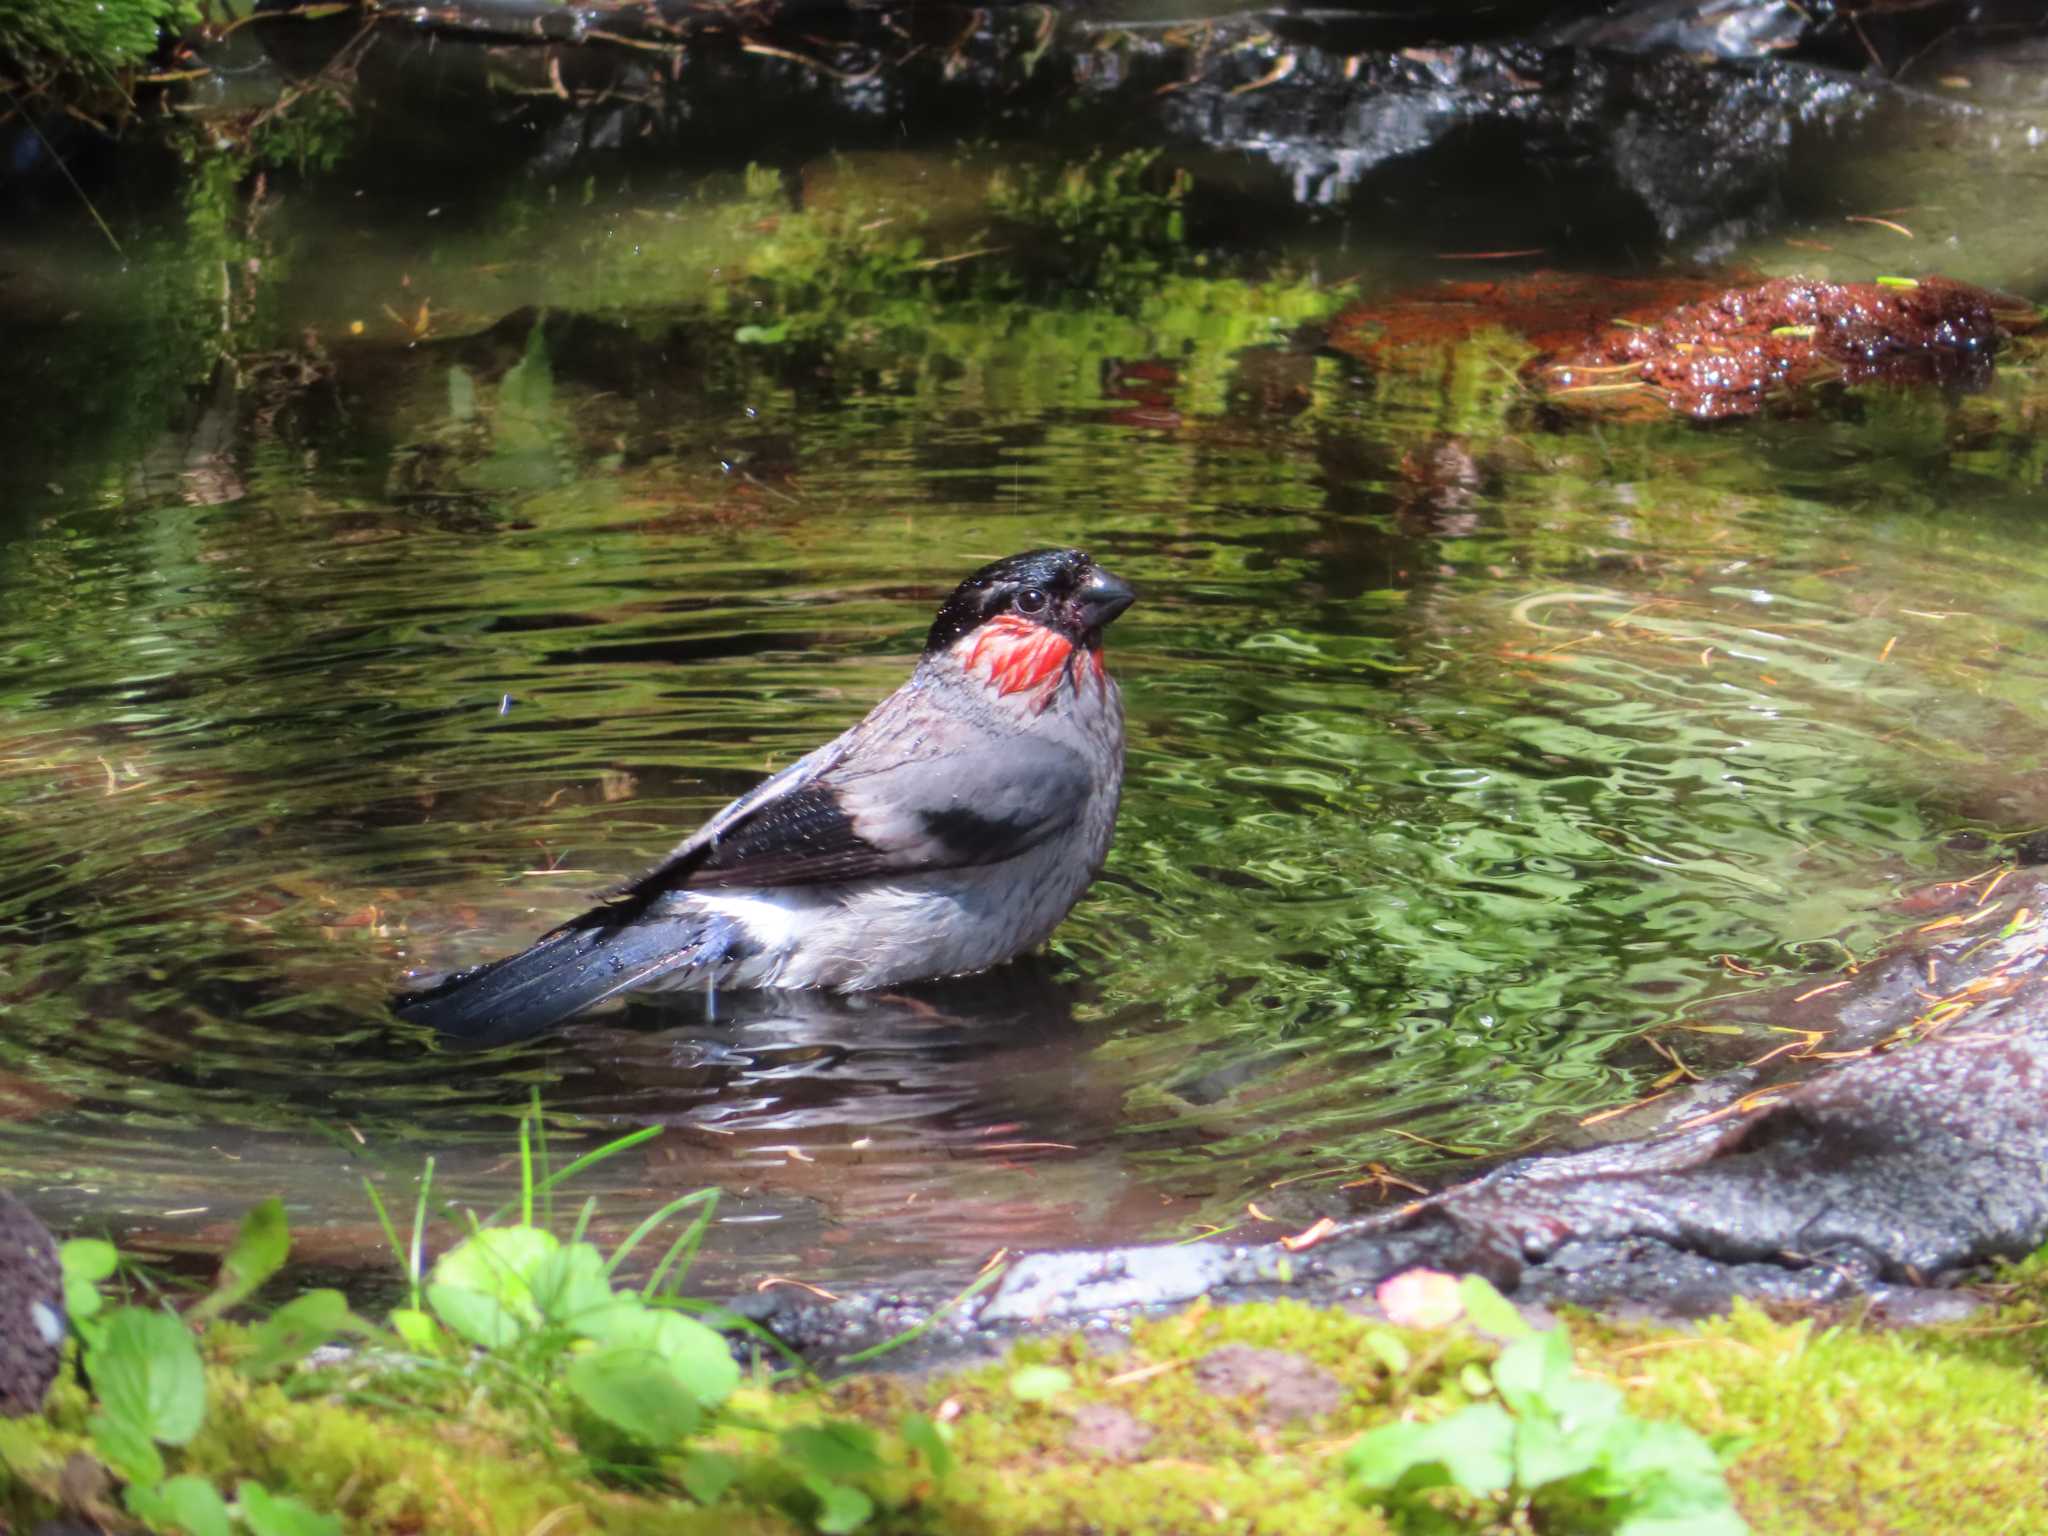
[1538,274,2040,419]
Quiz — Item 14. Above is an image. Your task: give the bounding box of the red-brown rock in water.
[1327,273,1727,368]
[1539,275,2039,421]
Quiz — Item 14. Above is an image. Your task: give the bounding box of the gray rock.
[0,1189,64,1416]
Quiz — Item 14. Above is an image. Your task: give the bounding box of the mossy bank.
[11,1272,2048,1535]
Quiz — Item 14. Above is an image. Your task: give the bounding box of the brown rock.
[1192,1344,1345,1425]
[1066,1401,1156,1462]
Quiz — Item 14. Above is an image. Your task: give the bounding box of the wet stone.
[1191,1345,1345,1425]
[0,1190,64,1416]
[1066,1402,1156,1463]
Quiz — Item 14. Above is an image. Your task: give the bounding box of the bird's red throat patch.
[959,615,1105,707]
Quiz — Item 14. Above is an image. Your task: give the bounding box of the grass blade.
[409,1156,436,1307]
[606,1189,719,1282]
[643,1194,720,1298]
[481,1125,662,1229]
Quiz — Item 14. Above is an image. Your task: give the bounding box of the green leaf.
[192,1199,289,1323]
[900,1411,955,1479]
[425,1285,519,1350]
[241,1291,350,1379]
[427,1227,559,1346]
[530,1242,615,1330]
[1512,1411,1605,1490]
[1491,1328,1575,1419]
[566,1348,702,1446]
[1543,1372,1626,1436]
[1601,1417,1749,1533]
[679,1448,739,1506]
[1008,1365,1073,1403]
[804,1475,875,1535]
[88,1308,206,1446]
[64,1277,102,1324]
[1348,1403,1516,1496]
[734,322,791,345]
[387,1307,442,1354]
[781,1422,882,1484]
[90,1410,164,1485]
[235,1481,343,1536]
[1362,1329,1413,1376]
[1459,1274,1533,1339]
[578,1303,740,1409]
[432,1225,559,1298]
[61,1237,118,1281]
[61,1237,117,1322]
[128,1474,232,1536]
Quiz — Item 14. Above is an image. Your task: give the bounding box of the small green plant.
[354,1102,954,1529]
[1347,1276,1748,1535]
[42,1100,951,1535]
[61,1199,349,1536]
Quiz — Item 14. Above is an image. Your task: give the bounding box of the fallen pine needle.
[1917,903,2007,934]
[1675,1089,1787,1133]
[1746,1031,1825,1068]
[739,42,877,81]
[1793,978,1853,1004]
[1268,1166,1359,1190]
[1580,1091,1669,1128]
[1280,1217,1337,1252]
[1106,1358,1188,1387]
[1339,1164,1428,1196]
[756,1277,842,1301]
[1230,52,1297,94]
[1846,215,1915,238]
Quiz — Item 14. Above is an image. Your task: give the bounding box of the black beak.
[1075,565,1137,631]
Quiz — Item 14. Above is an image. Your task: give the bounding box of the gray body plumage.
[676,647,1123,990]
[395,550,1129,1041]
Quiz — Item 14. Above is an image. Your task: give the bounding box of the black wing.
[613,728,1093,899]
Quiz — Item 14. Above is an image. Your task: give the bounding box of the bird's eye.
[1015,588,1048,614]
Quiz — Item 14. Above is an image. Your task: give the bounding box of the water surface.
[4,98,2048,1292]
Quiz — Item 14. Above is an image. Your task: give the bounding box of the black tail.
[393,908,723,1045]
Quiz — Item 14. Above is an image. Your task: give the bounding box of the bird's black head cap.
[924,548,1136,654]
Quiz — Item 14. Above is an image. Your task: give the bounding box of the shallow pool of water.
[4,76,2048,1293]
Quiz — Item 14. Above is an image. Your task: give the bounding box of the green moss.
[1598,1305,2048,1534]
[16,1290,2048,1534]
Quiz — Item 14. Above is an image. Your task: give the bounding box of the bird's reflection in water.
[447,963,1154,1282]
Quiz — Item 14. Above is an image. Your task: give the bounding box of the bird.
[394,548,1135,1039]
